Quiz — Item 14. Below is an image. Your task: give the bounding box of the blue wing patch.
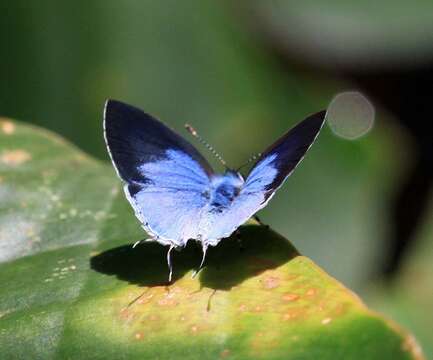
[125,149,210,246]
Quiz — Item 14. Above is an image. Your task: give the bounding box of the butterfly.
[104,100,326,281]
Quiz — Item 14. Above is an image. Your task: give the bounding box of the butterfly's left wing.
[104,100,214,247]
[203,110,326,242]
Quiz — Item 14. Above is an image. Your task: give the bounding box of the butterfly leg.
[192,244,208,278]
[254,215,269,229]
[167,244,175,282]
[132,237,156,248]
[198,244,208,270]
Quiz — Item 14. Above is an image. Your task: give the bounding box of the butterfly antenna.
[185,124,227,168]
[236,152,262,172]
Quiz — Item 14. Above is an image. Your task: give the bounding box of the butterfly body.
[208,171,243,211]
[104,100,326,279]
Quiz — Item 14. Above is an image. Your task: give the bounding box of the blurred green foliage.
[368,199,433,358]
[246,0,433,68]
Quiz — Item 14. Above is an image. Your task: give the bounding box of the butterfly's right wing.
[104,100,213,246]
[202,110,326,242]
[243,110,326,202]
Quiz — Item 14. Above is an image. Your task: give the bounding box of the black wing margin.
[103,99,214,184]
[246,110,326,200]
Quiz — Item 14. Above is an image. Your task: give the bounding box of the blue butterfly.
[104,100,326,281]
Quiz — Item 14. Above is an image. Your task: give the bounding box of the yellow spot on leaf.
[321,317,332,325]
[305,288,317,296]
[0,120,15,135]
[1,150,31,166]
[134,332,144,340]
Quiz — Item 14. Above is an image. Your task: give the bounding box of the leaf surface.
[0,119,424,359]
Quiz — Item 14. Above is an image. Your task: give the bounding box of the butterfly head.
[224,169,245,184]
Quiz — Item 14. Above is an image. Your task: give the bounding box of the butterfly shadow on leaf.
[90,224,299,290]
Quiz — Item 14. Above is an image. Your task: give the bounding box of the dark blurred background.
[1,0,432,355]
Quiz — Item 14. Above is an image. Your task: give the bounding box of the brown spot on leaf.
[402,335,423,359]
[158,298,178,306]
[282,309,303,321]
[220,349,231,358]
[318,300,327,312]
[191,325,199,333]
[263,276,280,289]
[282,293,299,302]
[0,120,15,135]
[119,308,136,323]
[282,313,291,321]
[333,303,349,317]
[238,304,247,312]
[286,274,299,281]
[148,314,159,322]
[1,150,31,166]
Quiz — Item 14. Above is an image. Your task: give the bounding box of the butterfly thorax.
[207,170,244,212]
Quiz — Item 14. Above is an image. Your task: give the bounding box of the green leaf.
[0,118,423,359]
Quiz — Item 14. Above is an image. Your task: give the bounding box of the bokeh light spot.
[326,92,375,140]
